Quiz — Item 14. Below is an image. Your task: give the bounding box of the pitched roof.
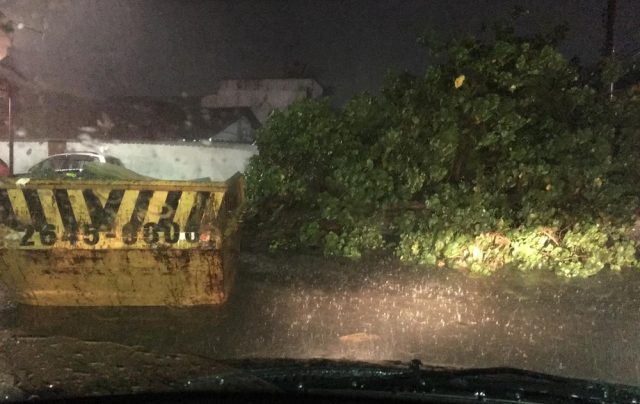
[9,88,260,142]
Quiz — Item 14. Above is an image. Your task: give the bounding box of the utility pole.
[0,10,12,173]
[603,0,617,97]
[7,88,11,175]
[0,81,11,175]
[604,0,617,58]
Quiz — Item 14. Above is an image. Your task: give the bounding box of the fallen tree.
[245,27,640,277]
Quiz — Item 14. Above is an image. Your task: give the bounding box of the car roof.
[47,152,103,158]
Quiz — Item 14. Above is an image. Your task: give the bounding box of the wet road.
[1,252,640,396]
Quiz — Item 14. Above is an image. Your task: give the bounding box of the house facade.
[0,78,323,179]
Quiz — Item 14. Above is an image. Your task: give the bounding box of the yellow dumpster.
[0,173,244,306]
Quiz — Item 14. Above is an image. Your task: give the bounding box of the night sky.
[0,0,638,103]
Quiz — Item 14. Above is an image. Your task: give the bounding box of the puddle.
[2,252,640,392]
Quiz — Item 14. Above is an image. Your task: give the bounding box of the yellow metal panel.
[143,191,168,224]
[7,189,31,225]
[212,191,225,217]
[0,173,245,306]
[114,190,140,228]
[4,179,228,192]
[93,188,111,208]
[0,249,230,306]
[67,189,91,224]
[173,191,196,227]
[36,189,65,233]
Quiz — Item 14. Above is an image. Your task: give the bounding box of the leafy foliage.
[245,28,640,277]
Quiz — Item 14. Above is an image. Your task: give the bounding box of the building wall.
[0,141,49,173]
[66,141,257,181]
[202,79,323,122]
[211,116,256,143]
[0,140,257,181]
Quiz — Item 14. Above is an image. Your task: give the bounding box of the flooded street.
[1,252,640,396]
[0,0,638,400]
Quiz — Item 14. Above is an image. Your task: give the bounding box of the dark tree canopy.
[246,28,640,277]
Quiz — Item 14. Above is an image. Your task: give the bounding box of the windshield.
[1,1,640,402]
[65,154,97,170]
[27,155,65,172]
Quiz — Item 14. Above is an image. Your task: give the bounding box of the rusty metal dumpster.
[0,173,244,306]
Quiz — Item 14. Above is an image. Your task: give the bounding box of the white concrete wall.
[0,140,257,181]
[66,141,257,181]
[0,141,50,173]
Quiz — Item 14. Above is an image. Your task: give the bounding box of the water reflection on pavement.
[1,252,640,396]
